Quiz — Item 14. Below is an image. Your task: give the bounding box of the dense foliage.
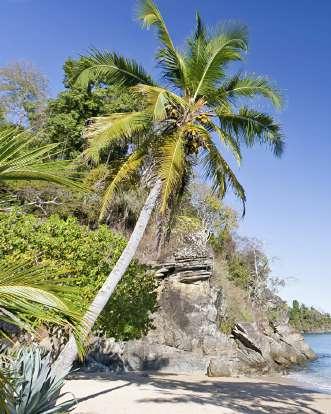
[0,212,157,340]
[0,58,144,230]
[0,123,92,410]
[289,300,331,332]
[37,58,141,159]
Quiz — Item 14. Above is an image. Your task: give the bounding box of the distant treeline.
[289,300,331,332]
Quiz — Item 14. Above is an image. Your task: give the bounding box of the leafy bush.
[0,212,157,340]
[227,256,253,290]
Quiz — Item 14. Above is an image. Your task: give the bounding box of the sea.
[288,333,331,393]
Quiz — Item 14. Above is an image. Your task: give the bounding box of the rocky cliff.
[86,254,315,376]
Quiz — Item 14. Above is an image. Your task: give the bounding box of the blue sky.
[1,0,330,311]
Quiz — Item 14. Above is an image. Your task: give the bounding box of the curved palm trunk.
[54,179,162,376]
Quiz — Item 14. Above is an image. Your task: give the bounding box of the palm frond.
[0,261,86,358]
[185,12,208,94]
[201,135,246,214]
[158,48,189,91]
[138,0,175,52]
[0,128,84,190]
[99,149,146,221]
[138,0,188,90]
[218,73,283,109]
[189,23,248,99]
[73,49,154,89]
[193,12,207,41]
[158,129,186,212]
[217,107,284,156]
[83,111,151,163]
[209,122,242,165]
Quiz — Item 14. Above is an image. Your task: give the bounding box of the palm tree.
[55,0,284,374]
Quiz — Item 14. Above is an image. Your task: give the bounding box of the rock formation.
[86,254,316,376]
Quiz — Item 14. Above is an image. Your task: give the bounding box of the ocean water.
[288,333,331,393]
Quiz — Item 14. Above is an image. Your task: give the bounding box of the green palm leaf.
[73,49,155,89]
[218,73,283,108]
[0,262,85,343]
[209,122,242,165]
[138,0,188,90]
[138,0,175,51]
[99,149,145,221]
[0,128,83,190]
[202,134,246,213]
[83,111,152,163]
[133,84,187,121]
[190,23,248,99]
[158,129,186,212]
[217,107,284,156]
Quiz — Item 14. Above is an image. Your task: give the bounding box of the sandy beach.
[63,372,331,414]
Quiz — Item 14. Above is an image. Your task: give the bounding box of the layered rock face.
[87,255,315,376]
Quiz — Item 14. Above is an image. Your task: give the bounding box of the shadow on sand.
[69,369,328,414]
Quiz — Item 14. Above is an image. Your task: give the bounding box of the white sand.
[63,372,331,414]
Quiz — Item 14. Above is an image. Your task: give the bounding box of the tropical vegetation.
[55,0,284,373]
[0,126,86,409]
[0,0,293,410]
[35,58,141,159]
[0,212,156,340]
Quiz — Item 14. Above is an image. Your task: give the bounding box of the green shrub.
[227,256,252,289]
[0,212,157,340]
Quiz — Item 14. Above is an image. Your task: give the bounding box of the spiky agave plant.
[5,346,77,414]
[55,0,284,374]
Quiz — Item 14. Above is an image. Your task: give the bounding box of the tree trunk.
[54,179,162,376]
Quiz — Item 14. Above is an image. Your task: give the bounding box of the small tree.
[0,61,48,127]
